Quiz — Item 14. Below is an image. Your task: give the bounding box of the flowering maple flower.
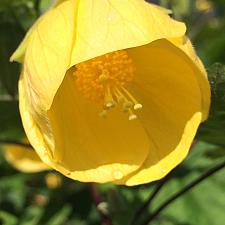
[11,0,210,185]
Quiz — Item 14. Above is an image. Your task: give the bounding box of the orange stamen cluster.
[74,50,142,120]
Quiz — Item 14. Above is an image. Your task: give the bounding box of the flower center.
[74,50,142,120]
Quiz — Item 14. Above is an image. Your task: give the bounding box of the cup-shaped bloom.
[4,141,49,173]
[11,0,210,185]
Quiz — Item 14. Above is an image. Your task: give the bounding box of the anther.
[128,109,137,121]
[104,85,115,108]
[129,114,137,120]
[105,101,115,108]
[134,103,143,110]
[121,86,142,110]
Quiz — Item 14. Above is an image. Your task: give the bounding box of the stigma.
[74,50,142,120]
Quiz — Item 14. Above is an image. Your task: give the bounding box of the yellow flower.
[4,141,49,173]
[196,0,212,12]
[11,0,210,185]
[45,173,62,189]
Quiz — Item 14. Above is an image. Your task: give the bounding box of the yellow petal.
[47,71,150,183]
[18,0,185,111]
[70,0,186,66]
[19,74,55,168]
[10,26,34,63]
[154,5,172,14]
[115,39,209,185]
[168,37,208,78]
[22,0,77,110]
[4,142,49,173]
[10,0,67,63]
[168,36,210,121]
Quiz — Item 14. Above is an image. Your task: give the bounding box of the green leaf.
[19,206,44,225]
[45,205,72,225]
[39,0,53,12]
[114,142,225,225]
[205,147,225,159]
[0,23,23,97]
[0,0,37,29]
[198,63,225,148]
[107,189,129,225]
[147,142,225,225]
[0,211,18,225]
[0,100,24,139]
[0,174,29,211]
[208,63,225,100]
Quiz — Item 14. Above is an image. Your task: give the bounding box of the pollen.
[74,50,142,120]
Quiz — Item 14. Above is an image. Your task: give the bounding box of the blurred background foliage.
[0,0,225,225]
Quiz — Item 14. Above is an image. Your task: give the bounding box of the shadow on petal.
[116,39,206,185]
[47,72,150,183]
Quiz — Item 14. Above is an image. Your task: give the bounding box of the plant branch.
[89,183,112,225]
[140,160,225,225]
[0,94,18,101]
[34,0,41,16]
[131,172,171,225]
[0,139,32,148]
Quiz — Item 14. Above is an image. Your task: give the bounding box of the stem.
[89,183,112,225]
[34,0,41,16]
[0,94,18,101]
[131,173,171,225]
[140,160,225,225]
[0,139,32,148]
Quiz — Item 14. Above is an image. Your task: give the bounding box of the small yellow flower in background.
[11,0,210,185]
[45,173,62,189]
[4,141,49,173]
[196,0,212,12]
